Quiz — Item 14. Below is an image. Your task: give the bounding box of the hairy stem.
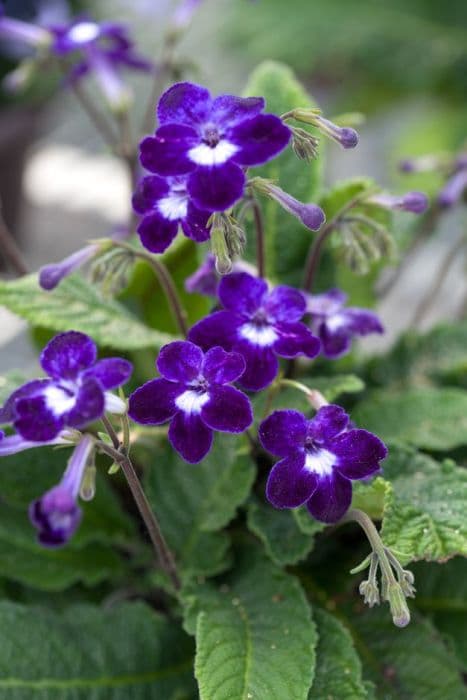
[0,210,29,275]
[98,433,181,591]
[252,197,266,278]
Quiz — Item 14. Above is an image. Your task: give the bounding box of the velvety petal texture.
[1,331,132,442]
[259,405,387,524]
[137,81,291,215]
[306,287,384,359]
[189,271,320,391]
[129,341,253,464]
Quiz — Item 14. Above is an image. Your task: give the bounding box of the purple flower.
[304,288,384,359]
[48,18,151,109]
[139,81,291,211]
[369,191,428,214]
[259,406,387,523]
[188,272,321,391]
[184,253,257,297]
[29,433,94,547]
[438,168,467,208]
[132,175,211,254]
[128,341,253,463]
[0,331,132,442]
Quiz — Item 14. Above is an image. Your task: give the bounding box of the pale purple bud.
[39,244,98,291]
[313,115,359,149]
[29,434,94,547]
[266,184,325,231]
[398,155,440,173]
[369,191,428,214]
[0,14,51,47]
[438,169,467,208]
[172,0,203,32]
[0,430,73,456]
[85,44,131,112]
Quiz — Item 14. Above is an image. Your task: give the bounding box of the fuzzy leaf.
[381,445,467,564]
[309,608,368,700]
[353,608,466,700]
[352,387,467,450]
[185,546,317,700]
[243,61,322,285]
[0,274,175,350]
[0,601,196,698]
[247,497,315,565]
[144,435,255,581]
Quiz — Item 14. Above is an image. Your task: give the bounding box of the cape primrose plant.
[1,3,465,699]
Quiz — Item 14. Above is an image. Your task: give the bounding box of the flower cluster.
[259,405,387,522]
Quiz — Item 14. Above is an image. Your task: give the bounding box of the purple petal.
[84,358,132,389]
[66,375,105,429]
[259,409,307,457]
[168,411,213,463]
[337,308,384,335]
[181,202,211,242]
[438,170,467,208]
[333,429,387,480]
[188,310,241,351]
[188,162,245,211]
[201,385,252,433]
[15,395,65,442]
[263,286,306,323]
[233,340,278,391]
[137,212,179,253]
[218,272,267,315]
[305,288,347,317]
[139,129,197,177]
[157,341,203,383]
[210,94,265,127]
[40,331,97,380]
[157,81,211,126]
[0,379,51,424]
[202,347,245,384]
[132,175,170,214]
[129,378,182,424]
[230,114,291,166]
[319,326,352,359]
[307,405,350,443]
[306,471,352,523]
[266,452,318,508]
[320,308,383,359]
[185,254,218,297]
[273,321,321,359]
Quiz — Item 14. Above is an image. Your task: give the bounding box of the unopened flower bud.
[79,463,96,501]
[387,583,411,628]
[438,169,467,208]
[359,579,380,607]
[253,179,325,231]
[368,191,428,214]
[286,109,359,149]
[210,220,232,275]
[291,126,319,161]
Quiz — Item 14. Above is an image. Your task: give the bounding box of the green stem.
[251,197,265,278]
[0,209,29,275]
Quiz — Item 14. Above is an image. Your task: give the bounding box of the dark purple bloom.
[29,433,94,547]
[369,191,428,214]
[0,331,132,442]
[259,406,387,523]
[184,253,257,297]
[140,81,291,211]
[189,272,321,391]
[132,175,211,253]
[304,288,384,359]
[128,341,253,463]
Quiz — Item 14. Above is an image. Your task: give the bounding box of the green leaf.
[308,608,368,700]
[367,321,467,388]
[247,497,315,566]
[243,61,322,285]
[352,387,467,450]
[381,445,467,564]
[413,558,467,671]
[0,601,196,698]
[144,435,255,580]
[186,546,317,700]
[319,177,375,221]
[293,507,326,537]
[352,608,466,700]
[352,477,390,520]
[0,274,174,350]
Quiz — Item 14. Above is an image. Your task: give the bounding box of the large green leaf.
[185,546,317,700]
[308,608,368,700]
[381,445,467,564]
[0,274,174,350]
[0,601,195,698]
[243,61,322,285]
[353,608,466,700]
[144,435,255,580]
[247,497,315,566]
[352,387,467,450]
[413,558,467,672]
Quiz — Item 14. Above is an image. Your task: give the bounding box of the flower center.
[67,22,100,44]
[157,187,188,221]
[304,445,335,477]
[175,388,210,415]
[203,127,221,148]
[43,383,77,417]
